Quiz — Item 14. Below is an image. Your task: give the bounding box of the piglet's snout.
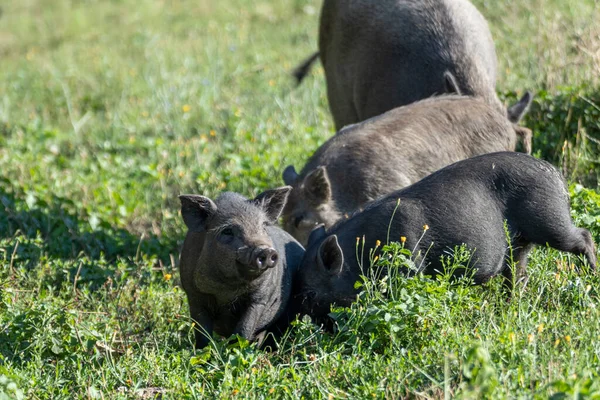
[236,246,278,270]
[253,246,278,270]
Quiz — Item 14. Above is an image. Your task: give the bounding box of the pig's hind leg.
[502,239,533,293]
[515,210,597,270]
[547,227,597,270]
[571,228,597,270]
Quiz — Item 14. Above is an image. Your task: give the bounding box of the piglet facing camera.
[178,186,304,349]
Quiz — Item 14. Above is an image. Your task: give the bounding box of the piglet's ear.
[283,165,299,185]
[179,195,217,232]
[253,186,292,223]
[443,71,461,95]
[317,235,344,275]
[304,166,331,205]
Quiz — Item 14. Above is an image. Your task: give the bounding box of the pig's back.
[302,96,517,212]
[320,0,499,127]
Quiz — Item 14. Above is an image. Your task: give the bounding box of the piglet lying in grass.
[295,152,597,319]
[179,186,304,348]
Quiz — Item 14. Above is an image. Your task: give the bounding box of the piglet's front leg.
[189,302,214,349]
[233,303,267,343]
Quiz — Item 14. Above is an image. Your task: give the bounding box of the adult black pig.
[294,0,532,129]
[282,95,532,245]
[295,152,597,319]
[179,186,304,348]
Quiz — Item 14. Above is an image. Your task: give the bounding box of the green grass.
[0,0,599,398]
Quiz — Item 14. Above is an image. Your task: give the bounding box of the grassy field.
[0,0,599,398]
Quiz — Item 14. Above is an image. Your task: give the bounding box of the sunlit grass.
[0,0,599,397]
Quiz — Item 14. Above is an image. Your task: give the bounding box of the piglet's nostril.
[254,247,278,270]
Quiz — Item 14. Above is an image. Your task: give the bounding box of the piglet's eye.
[221,228,234,237]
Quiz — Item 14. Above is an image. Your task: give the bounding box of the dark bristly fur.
[294,0,532,130]
[282,95,532,245]
[295,152,597,319]
[179,187,304,349]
